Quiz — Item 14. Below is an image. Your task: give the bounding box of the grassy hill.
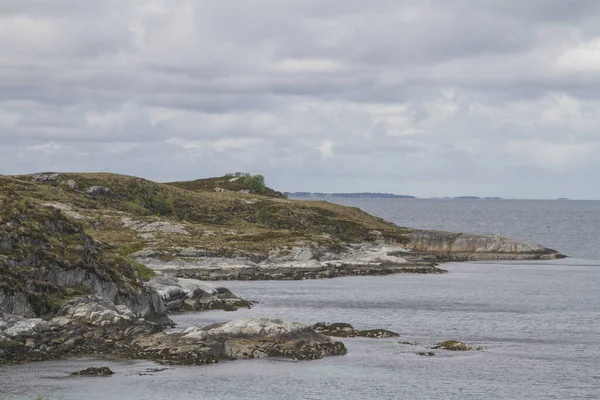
[0,172,414,315]
[3,172,410,256]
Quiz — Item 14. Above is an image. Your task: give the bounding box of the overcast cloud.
[1,0,600,198]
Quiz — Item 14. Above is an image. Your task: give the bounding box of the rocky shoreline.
[136,230,564,281]
[0,172,566,368]
[0,296,347,365]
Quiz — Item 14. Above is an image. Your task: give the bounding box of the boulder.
[147,275,252,312]
[52,296,136,327]
[0,315,50,338]
[86,186,114,197]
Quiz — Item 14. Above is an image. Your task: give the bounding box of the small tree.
[241,174,266,193]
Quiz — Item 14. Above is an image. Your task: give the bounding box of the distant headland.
[288,192,416,199]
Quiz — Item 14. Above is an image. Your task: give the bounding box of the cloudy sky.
[1,0,600,199]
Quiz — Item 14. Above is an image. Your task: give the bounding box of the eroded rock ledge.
[0,296,346,365]
[137,229,563,281]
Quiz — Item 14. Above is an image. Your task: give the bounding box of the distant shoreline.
[289,194,579,201]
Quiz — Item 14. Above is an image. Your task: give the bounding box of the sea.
[1,198,599,400]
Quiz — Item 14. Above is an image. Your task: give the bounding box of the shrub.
[240,174,266,194]
[17,199,27,213]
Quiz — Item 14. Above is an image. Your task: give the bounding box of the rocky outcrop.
[137,318,347,361]
[0,297,346,365]
[135,228,564,281]
[147,275,252,312]
[51,295,138,328]
[312,322,400,338]
[139,242,444,281]
[405,230,564,261]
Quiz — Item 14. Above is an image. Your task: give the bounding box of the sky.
[1,1,600,199]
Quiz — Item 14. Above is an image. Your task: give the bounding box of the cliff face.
[0,186,166,321]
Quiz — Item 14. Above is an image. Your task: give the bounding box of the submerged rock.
[312,322,399,338]
[417,352,435,357]
[431,340,482,351]
[71,367,114,377]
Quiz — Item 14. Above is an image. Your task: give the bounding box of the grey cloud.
[1,0,600,198]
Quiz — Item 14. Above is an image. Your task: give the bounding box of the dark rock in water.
[357,329,399,339]
[71,367,114,376]
[312,322,357,337]
[431,340,482,351]
[312,322,399,338]
[417,352,435,357]
[399,341,415,345]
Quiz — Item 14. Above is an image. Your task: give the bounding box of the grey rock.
[86,186,113,197]
[1,316,50,338]
[33,173,59,182]
[406,230,563,260]
[147,275,250,312]
[53,295,136,327]
[132,249,158,258]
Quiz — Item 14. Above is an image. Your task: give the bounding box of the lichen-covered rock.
[52,296,136,327]
[0,314,50,338]
[312,322,399,339]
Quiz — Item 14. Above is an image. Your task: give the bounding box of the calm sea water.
[1,199,599,400]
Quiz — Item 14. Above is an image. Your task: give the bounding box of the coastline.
[0,172,565,368]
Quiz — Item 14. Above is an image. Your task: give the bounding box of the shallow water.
[1,199,599,399]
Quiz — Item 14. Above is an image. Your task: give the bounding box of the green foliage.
[17,199,28,213]
[124,197,146,214]
[240,174,266,194]
[130,259,156,280]
[150,192,175,216]
[124,192,175,216]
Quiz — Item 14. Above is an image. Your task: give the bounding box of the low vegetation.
[0,171,413,316]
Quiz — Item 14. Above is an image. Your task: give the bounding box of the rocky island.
[0,172,563,365]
